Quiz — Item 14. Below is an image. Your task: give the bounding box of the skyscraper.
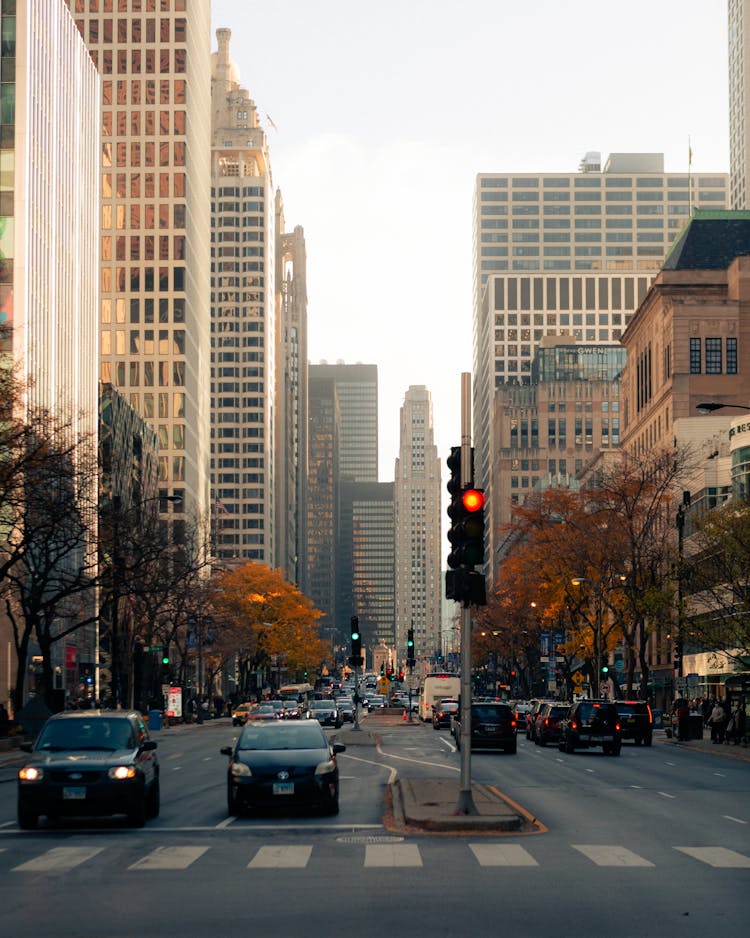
[394,386,442,662]
[729,0,750,208]
[210,28,278,565]
[1,0,101,706]
[68,0,212,524]
[473,153,728,563]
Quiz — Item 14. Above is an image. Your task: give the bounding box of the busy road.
[0,713,748,937]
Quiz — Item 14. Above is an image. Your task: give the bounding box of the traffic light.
[600,664,610,677]
[448,487,485,568]
[446,567,487,606]
[348,616,363,668]
[407,628,415,667]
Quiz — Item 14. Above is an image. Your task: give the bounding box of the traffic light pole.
[455,373,478,816]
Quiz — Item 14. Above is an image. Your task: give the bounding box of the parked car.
[534,703,569,746]
[558,700,622,755]
[232,702,255,726]
[452,702,517,753]
[337,699,355,723]
[17,710,160,829]
[613,700,653,746]
[432,699,459,730]
[221,720,345,815]
[306,700,342,727]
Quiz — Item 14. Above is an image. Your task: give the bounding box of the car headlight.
[19,766,44,782]
[315,759,335,775]
[108,765,137,780]
[230,761,252,778]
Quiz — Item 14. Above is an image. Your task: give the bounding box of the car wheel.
[146,778,160,819]
[227,786,242,816]
[505,740,517,754]
[323,798,339,816]
[644,733,653,747]
[433,720,439,730]
[634,736,642,746]
[18,800,38,831]
[611,744,621,756]
[539,736,546,747]
[455,733,461,751]
[127,795,147,828]
[565,736,575,754]
[602,742,611,755]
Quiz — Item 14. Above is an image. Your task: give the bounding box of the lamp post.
[696,401,750,414]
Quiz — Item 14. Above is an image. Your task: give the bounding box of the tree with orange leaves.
[211,562,327,694]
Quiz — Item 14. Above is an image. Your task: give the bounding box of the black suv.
[614,700,653,746]
[452,702,517,753]
[17,710,160,829]
[558,700,621,755]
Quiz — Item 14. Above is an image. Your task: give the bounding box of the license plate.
[63,787,86,800]
[272,783,294,795]
[587,735,613,742]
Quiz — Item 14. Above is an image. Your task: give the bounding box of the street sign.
[572,671,584,687]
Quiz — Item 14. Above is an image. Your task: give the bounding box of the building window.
[690,337,701,374]
[705,337,722,374]
[727,337,738,374]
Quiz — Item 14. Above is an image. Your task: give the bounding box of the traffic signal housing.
[406,628,415,667]
[348,616,363,668]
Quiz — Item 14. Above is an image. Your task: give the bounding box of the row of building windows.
[102,78,184,106]
[102,328,184,355]
[481,203,696,216]
[690,337,738,374]
[101,296,185,323]
[480,176,724,189]
[101,358,185,386]
[101,265,185,292]
[494,275,648,312]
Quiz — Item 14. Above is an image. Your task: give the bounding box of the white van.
[419,673,461,722]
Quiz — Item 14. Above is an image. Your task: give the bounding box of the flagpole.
[688,135,693,216]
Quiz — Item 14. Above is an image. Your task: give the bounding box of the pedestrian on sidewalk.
[708,700,726,743]
[676,700,691,741]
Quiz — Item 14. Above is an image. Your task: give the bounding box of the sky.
[210,0,730,482]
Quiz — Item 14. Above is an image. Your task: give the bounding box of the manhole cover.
[336,834,404,844]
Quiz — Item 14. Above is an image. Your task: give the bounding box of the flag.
[215,498,228,514]
[265,113,278,132]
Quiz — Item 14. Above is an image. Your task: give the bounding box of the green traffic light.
[162,657,169,665]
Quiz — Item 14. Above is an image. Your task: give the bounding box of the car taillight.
[615,722,621,731]
[544,718,549,726]
[647,706,653,723]
[571,721,578,730]
[511,719,517,728]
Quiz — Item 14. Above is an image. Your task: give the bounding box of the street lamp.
[696,401,750,414]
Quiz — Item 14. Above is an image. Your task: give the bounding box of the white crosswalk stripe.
[248,845,312,869]
[128,846,209,871]
[12,846,105,873]
[572,845,654,867]
[674,847,750,868]
[364,843,422,868]
[470,843,539,867]
[4,841,750,873]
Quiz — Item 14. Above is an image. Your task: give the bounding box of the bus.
[419,673,461,722]
[277,683,314,709]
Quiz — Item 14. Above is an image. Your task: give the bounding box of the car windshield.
[473,706,507,721]
[550,707,569,717]
[238,724,326,751]
[36,718,135,751]
[310,702,332,709]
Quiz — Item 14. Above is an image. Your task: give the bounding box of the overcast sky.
[210,0,730,481]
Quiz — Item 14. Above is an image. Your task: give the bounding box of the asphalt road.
[0,716,748,938]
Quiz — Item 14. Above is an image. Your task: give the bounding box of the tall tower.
[394,386,442,662]
[68,0,212,524]
[210,28,277,565]
[473,153,728,564]
[1,0,101,707]
[275,201,308,585]
[730,0,750,208]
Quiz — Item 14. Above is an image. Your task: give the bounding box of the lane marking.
[658,792,675,799]
[248,845,312,869]
[713,772,726,778]
[215,817,235,829]
[13,846,105,873]
[664,761,676,766]
[364,843,422,868]
[128,846,209,870]
[675,846,750,868]
[470,843,538,867]
[721,815,747,825]
[573,844,654,867]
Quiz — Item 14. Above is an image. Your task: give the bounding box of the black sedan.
[17,710,160,829]
[221,721,345,816]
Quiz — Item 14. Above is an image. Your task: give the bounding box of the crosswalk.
[2,841,749,873]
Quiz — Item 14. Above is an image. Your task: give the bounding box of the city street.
[0,714,748,937]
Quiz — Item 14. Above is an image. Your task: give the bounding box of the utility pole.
[456,372,477,816]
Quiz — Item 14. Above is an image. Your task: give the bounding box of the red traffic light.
[462,488,485,512]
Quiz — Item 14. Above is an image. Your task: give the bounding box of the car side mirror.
[332,743,346,754]
[142,740,157,751]
[220,746,233,757]
[20,741,33,753]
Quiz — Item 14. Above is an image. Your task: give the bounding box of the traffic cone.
[402,708,407,722]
